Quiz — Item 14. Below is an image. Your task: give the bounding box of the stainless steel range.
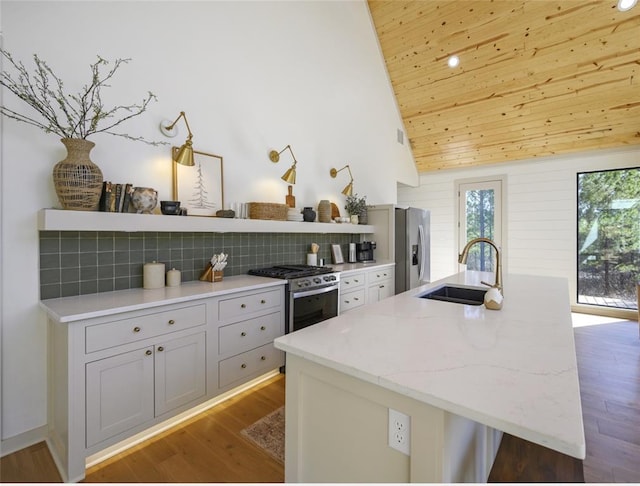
[248,265,340,333]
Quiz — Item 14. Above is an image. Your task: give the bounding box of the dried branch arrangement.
[0,49,165,145]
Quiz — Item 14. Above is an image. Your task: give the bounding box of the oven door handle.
[291,285,339,299]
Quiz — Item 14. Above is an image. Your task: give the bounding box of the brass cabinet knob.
[260,299,266,304]
[380,285,385,288]
[355,279,360,283]
[133,326,141,333]
[145,350,152,356]
[345,281,350,285]
[158,346,164,352]
[260,356,266,361]
[345,300,350,304]
[241,363,247,369]
[260,326,266,331]
[354,297,359,301]
[241,331,247,337]
[168,319,175,325]
[241,303,246,308]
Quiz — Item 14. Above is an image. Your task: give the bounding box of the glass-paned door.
[458,180,502,272]
[577,167,639,310]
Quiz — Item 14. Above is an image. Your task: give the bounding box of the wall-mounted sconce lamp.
[330,164,354,196]
[160,111,195,166]
[269,144,298,184]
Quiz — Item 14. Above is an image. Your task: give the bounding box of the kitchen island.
[274,271,585,483]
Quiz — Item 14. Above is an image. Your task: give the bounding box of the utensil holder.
[213,271,224,282]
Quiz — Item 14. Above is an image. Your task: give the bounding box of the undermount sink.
[418,285,486,306]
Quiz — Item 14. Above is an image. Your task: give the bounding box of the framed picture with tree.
[172,147,224,216]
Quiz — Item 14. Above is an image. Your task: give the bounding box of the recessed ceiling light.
[448,55,460,68]
[617,0,637,11]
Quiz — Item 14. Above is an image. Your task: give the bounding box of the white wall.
[0,0,415,442]
[398,146,640,307]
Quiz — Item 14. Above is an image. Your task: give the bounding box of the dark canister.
[302,207,316,222]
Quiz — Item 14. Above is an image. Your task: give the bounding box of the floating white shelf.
[38,209,375,234]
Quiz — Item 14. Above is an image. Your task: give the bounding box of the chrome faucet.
[458,237,502,291]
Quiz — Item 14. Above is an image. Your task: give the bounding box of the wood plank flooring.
[1,318,639,483]
[574,320,640,482]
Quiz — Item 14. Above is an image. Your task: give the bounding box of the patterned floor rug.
[240,406,285,463]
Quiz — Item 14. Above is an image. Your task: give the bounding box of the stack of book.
[99,182,133,212]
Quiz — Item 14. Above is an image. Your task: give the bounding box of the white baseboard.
[0,424,48,457]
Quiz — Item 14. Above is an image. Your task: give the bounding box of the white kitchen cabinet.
[339,272,366,313]
[85,331,206,448]
[216,287,285,391]
[367,266,395,304]
[154,332,206,416]
[339,264,395,313]
[43,279,286,482]
[86,346,155,447]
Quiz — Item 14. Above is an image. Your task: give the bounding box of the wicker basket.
[248,202,288,221]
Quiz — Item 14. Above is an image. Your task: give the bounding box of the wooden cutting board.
[331,202,341,219]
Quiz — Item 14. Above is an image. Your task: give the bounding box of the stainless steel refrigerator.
[395,207,430,294]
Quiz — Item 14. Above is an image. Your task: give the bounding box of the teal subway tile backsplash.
[39,231,357,299]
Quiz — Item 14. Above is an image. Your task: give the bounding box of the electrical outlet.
[388,408,411,455]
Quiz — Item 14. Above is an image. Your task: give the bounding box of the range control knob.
[313,277,321,284]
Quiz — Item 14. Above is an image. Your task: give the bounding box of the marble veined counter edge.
[40,276,285,323]
[274,271,586,459]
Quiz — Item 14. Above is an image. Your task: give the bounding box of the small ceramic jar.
[131,187,158,214]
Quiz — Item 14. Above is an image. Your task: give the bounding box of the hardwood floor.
[1,318,639,483]
[0,373,285,483]
[574,319,640,482]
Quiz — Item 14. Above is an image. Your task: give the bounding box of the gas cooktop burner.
[248,264,334,279]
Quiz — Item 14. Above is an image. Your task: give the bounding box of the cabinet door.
[86,347,154,447]
[368,280,394,304]
[154,332,206,416]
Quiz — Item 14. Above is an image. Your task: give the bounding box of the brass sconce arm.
[330,164,354,196]
[269,144,298,184]
[160,111,195,167]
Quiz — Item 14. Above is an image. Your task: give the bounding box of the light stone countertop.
[274,271,586,459]
[40,275,285,323]
[329,260,395,275]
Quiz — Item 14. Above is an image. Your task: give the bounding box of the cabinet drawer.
[368,268,394,284]
[340,288,366,313]
[219,343,284,388]
[218,288,282,321]
[218,311,283,357]
[85,304,206,354]
[341,273,365,289]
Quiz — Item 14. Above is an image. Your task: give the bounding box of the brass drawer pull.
[354,297,359,301]
[260,326,266,331]
[168,319,175,325]
[241,332,247,337]
[157,346,164,352]
[241,363,247,369]
[260,356,266,361]
[145,350,152,356]
[260,299,266,304]
[241,303,246,308]
[380,285,385,288]
[133,326,141,333]
[345,300,350,304]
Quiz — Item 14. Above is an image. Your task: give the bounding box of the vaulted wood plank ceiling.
[367,1,640,172]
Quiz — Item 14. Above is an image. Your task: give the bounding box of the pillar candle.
[166,268,181,287]
[143,261,165,289]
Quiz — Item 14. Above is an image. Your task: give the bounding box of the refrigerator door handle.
[418,224,426,282]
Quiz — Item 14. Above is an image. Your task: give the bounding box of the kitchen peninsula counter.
[274,271,585,482]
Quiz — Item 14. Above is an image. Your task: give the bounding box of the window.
[577,167,639,310]
[458,179,503,272]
